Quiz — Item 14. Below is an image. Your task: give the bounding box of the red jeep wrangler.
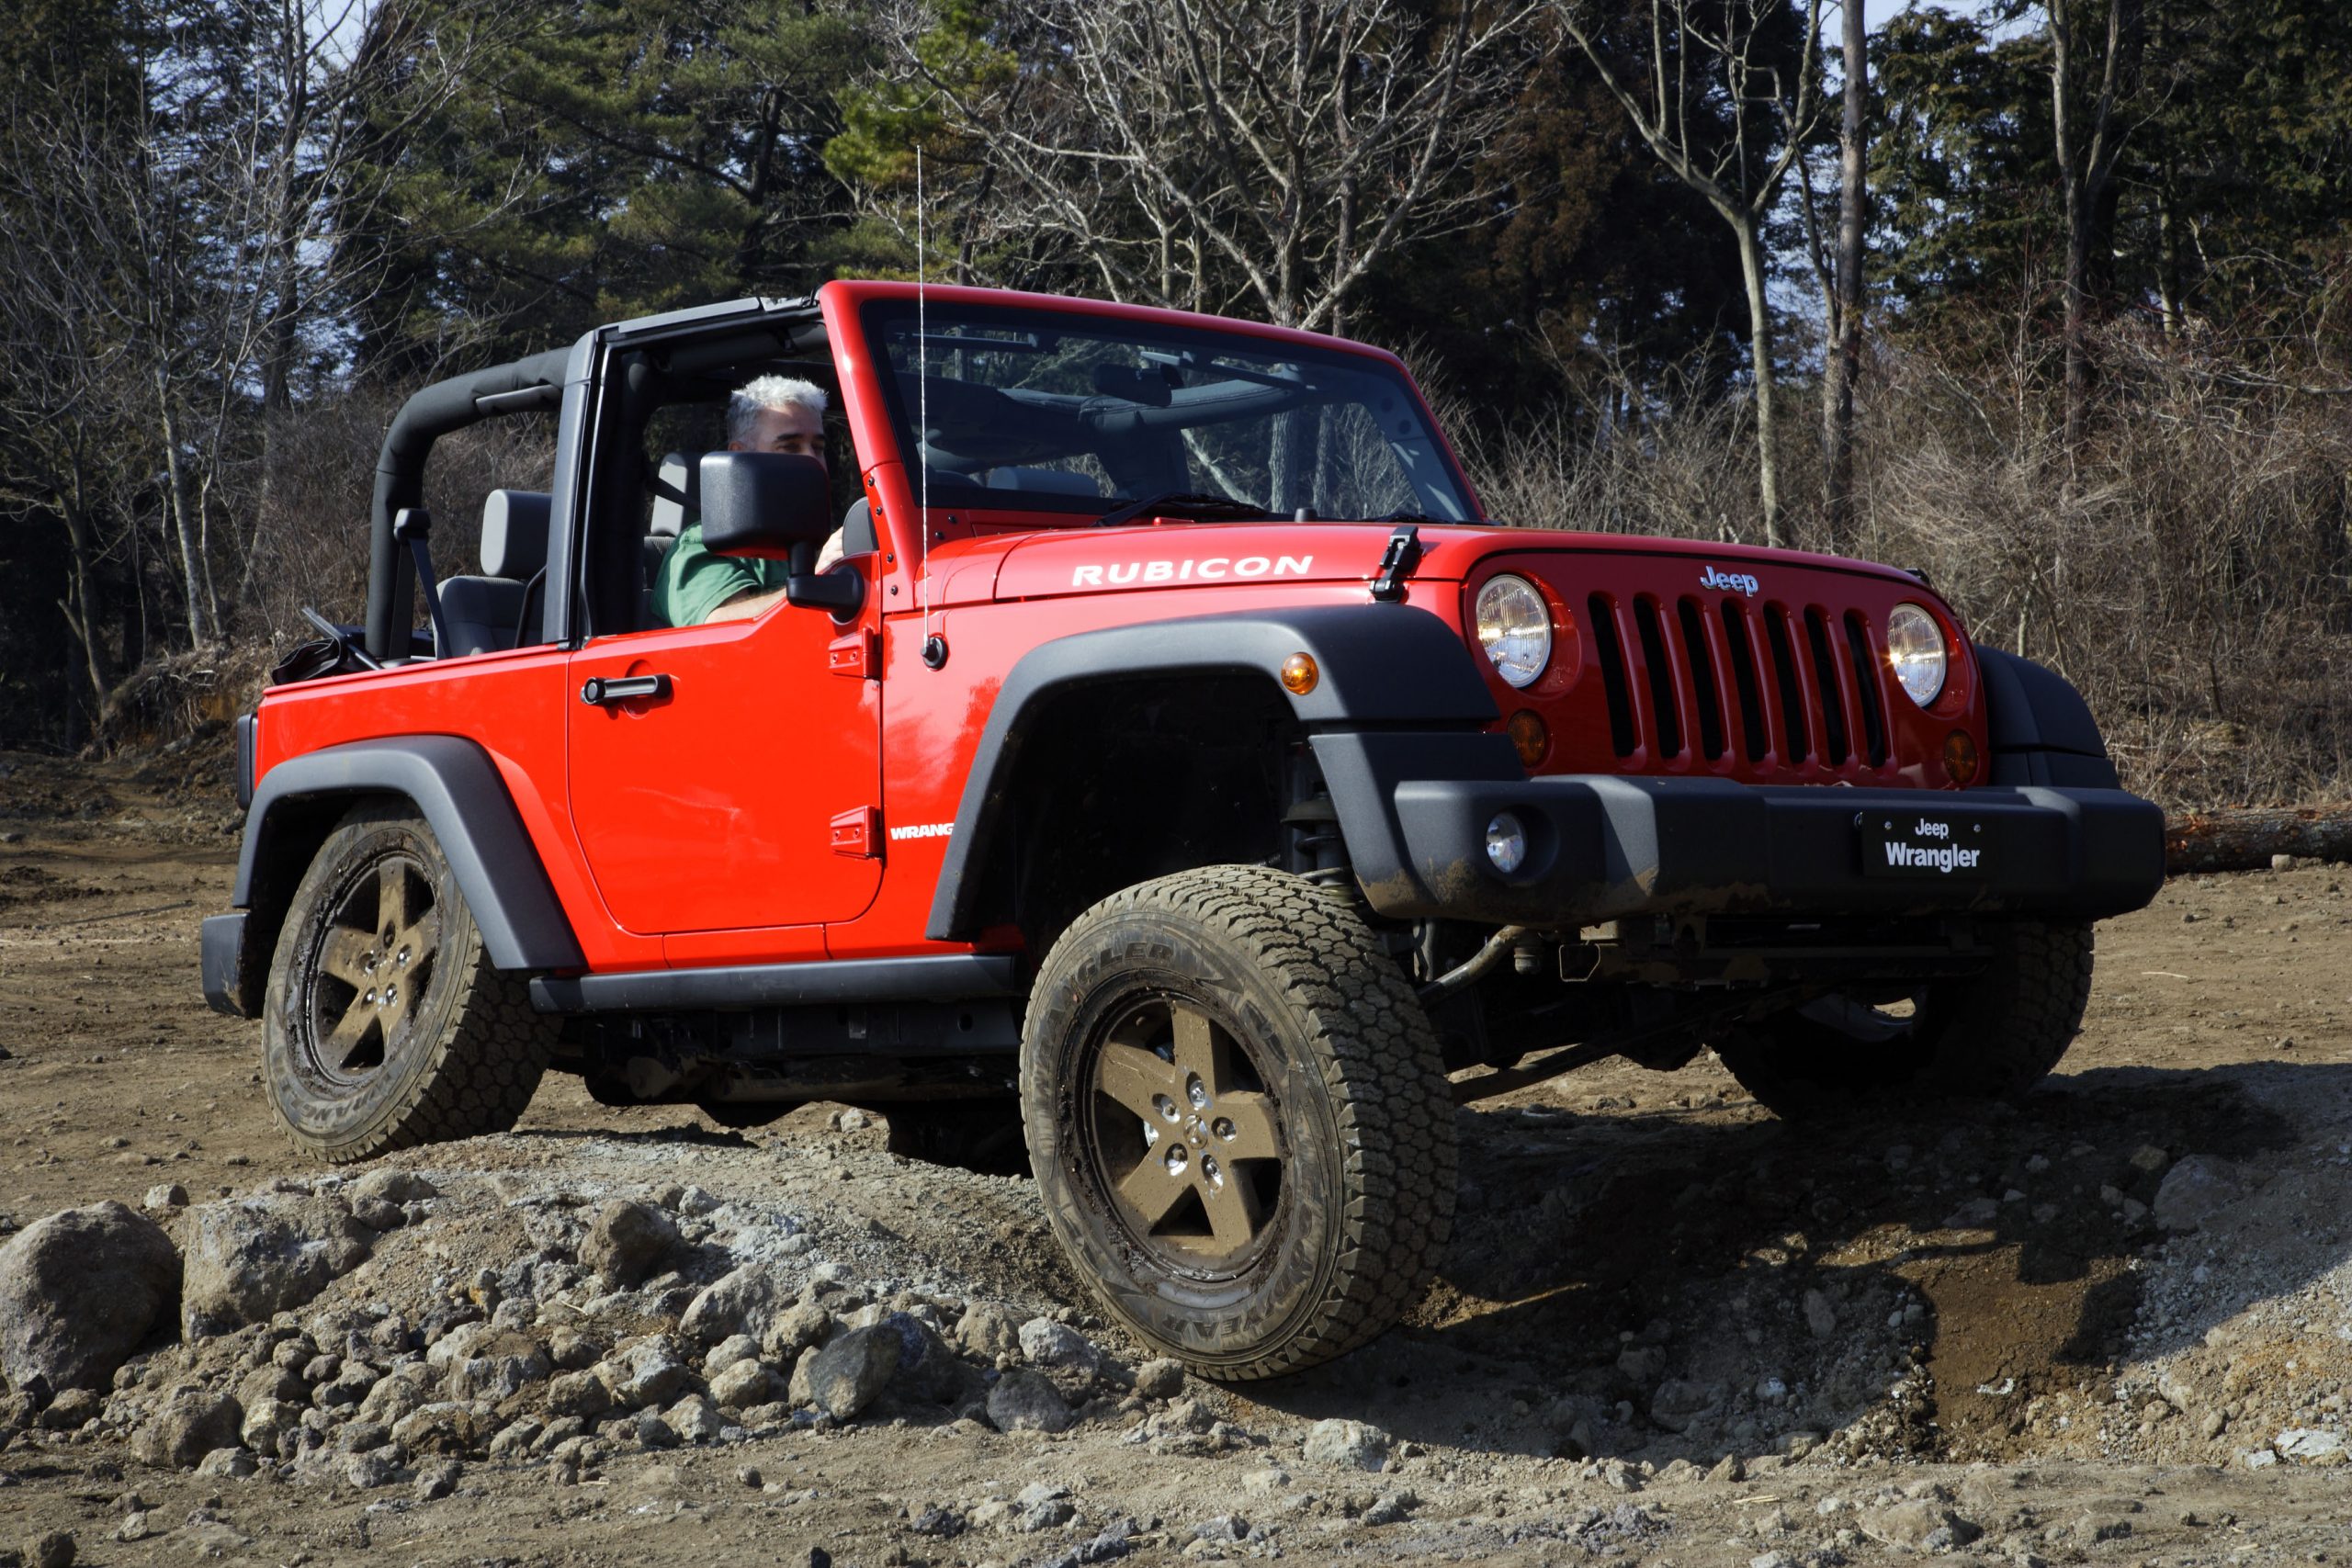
[203,282,2165,1378]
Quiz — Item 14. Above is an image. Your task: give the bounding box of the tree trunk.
[155,382,212,647]
[1733,211,1787,548]
[2166,806,2352,875]
[1820,0,1867,547]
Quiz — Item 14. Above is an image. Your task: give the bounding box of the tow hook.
[1370,524,1422,602]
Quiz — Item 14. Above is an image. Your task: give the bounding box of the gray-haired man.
[650,376,842,626]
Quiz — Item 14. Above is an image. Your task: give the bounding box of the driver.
[651,376,844,626]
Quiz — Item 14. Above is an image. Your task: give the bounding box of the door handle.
[580,673,672,705]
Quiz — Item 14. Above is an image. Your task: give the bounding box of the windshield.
[860,300,1476,524]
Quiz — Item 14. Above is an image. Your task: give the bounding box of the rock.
[236,1363,305,1408]
[356,1366,435,1427]
[337,1420,392,1453]
[1016,1482,1075,1530]
[1135,1358,1185,1400]
[634,1411,683,1450]
[390,1403,486,1458]
[444,1332,549,1403]
[985,1368,1073,1434]
[181,1521,254,1557]
[1648,1379,1725,1434]
[347,1169,437,1206]
[763,1302,832,1361]
[808,1326,899,1420]
[2153,1156,2249,1233]
[179,1193,372,1338]
[1303,1417,1390,1471]
[582,1201,680,1288]
[345,1449,399,1489]
[2129,1144,2170,1173]
[956,1303,1019,1358]
[1800,1290,1837,1339]
[680,1263,789,1346]
[1020,1317,1104,1385]
[142,1184,187,1211]
[194,1446,257,1479]
[2244,1448,2279,1469]
[239,1397,303,1457]
[350,1198,406,1232]
[882,1313,962,1404]
[19,1532,73,1568]
[130,1387,243,1469]
[664,1393,724,1444]
[114,1514,155,1543]
[708,1359,774,1409]
[1362,1493,1416,1527]
[547,1369,616,1419]
[599,1338,691,1410]
[36,1387,100,1430]
[1192,1515,1249,1543]
[413,1459,461,1502]
[2275,1427,2346,1464]
[1706,1454,1746,1484]
[0,1201,181,1393]
[1615,1344,1665,1382]
[1867,1500,1982,1551]
[705,1334,762,1375]
[1941,1197,2000,1228]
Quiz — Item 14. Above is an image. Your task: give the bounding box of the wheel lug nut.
[1152,1093,1178,1122]
[1164,1145,1189,1174]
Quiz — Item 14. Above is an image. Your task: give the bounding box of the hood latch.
[1370,524,1422,603]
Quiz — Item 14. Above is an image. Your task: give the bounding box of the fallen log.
[2165,805,2352,874]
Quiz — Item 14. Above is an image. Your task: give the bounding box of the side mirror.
[698,451,834,559]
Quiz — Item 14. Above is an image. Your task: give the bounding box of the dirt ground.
[5,746,2352,1567]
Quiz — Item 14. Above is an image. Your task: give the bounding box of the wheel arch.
[217,737,584,1018]
[922,606,1499,945]
[1977,648,2120,788]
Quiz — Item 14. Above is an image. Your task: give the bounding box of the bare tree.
[865,0,1548,334]
[2047,0,2145,455]
[1822,0,1865,543]
[1555,0,1829,548]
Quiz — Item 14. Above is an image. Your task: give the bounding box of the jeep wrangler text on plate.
[202,283,2165,1378]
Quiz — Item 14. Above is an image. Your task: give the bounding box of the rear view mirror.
[699,451,833,559]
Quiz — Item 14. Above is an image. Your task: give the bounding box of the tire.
[1713,919,2095,1120]
[262,802,555,1162]
[1022,865,1456,1381]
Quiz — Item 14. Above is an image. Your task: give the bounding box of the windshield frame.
[852,294,1481,526]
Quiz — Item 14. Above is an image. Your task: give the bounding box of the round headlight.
[1475,574,1552,689]
[1886,603,1948,707]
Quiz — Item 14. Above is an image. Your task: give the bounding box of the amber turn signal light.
[1507,709,1549,769]
[1280,652,1318,695]
[1943,728,1980,785]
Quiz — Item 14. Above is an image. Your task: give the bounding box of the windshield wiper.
[1091,491,1269,529]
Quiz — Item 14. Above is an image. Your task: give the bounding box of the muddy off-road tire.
[1713,919,2095,1120]
[263,803,553,1162]
[1022,865,1456,1381]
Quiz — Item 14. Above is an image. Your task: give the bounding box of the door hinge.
[1370,523,1422,602]
[830,805,881,858]
[828,628,878,679]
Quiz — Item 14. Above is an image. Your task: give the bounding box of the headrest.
[481,490,550,579]
[650,451,701,539]
[986,465,1100,498]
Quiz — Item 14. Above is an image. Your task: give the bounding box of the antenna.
[917,145,945,670]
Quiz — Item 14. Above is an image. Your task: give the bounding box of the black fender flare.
[214,736,584,1017]
[1976,648,2120,789]
[923,605,1500,941]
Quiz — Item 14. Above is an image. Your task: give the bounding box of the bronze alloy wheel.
[263,803,553,1162]
[289,851,443,1093]
[1083,993,1286,1273]
[1023,865,1455,1380]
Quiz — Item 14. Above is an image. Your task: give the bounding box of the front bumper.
[1314,735,2165,926]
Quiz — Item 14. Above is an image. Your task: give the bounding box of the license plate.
[1862,811,1991,880]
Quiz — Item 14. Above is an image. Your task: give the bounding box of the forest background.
[4,0,2348,808]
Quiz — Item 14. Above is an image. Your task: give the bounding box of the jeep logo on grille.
[1701,566,1760,597]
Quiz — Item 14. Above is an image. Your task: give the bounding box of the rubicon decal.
[888,821,955,842]
[1701,566,1760,596]
[1071,555,1313,588]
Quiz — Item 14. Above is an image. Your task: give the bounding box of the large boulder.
[2153,1156,2251,1234]
[179,1194,373,1338]
[808,1326,899,1421]
[679,1263,790,1346]
[0,1201,181,1393]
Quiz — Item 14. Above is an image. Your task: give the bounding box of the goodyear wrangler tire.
[1022,865,1456,1380]
[1713,919,2095,1120]
[262,802,554,1162]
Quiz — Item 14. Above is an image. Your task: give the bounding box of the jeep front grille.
[1585,591,1894,778]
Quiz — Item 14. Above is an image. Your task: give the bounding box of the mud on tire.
[1022,865,1456,1381]
[1713,919,2096,1120]
[263,802,554,1162]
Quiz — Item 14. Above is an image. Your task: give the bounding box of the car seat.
[436,490,548,656]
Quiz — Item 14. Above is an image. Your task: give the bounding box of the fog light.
[1943,728,1980,786]
[1485,812,1528,874]
[1280,651,1318,695]
[1506,709,1549,769]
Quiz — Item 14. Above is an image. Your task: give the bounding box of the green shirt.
[650,521,787,627]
